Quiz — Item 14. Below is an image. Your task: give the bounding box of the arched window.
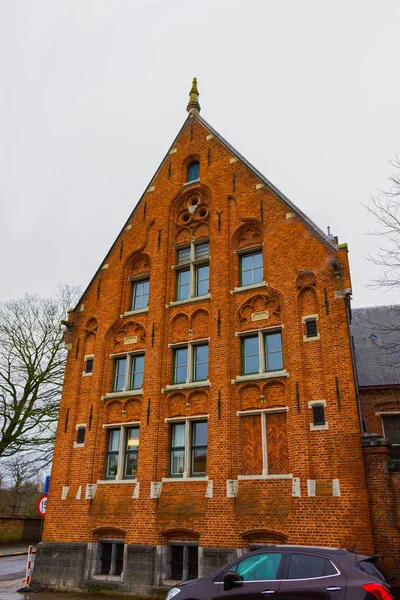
[187,161,200,182]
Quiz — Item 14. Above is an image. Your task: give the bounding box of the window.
[175,240,209,301]
[240,411,289,477]
[113,353,144,392]
[231,552,283,581]
[305,319,318,338]
[169,419,207,478]
[105,425,139,480]
[242,331,283,375]
[287,553,337,579]
[173,343,208,384]
[76,427,86,445]
[312,405,325,426]
[85,357,94,373]
[240,251,263,286]
[187,161,200,182]
[99,541,124,576]
[169,544,198,581]
[382,415,400,459]
[131,279,149,311]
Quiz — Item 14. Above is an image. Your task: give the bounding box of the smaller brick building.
[352,306,400,576]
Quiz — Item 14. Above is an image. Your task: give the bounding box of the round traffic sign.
[37,494,47,517]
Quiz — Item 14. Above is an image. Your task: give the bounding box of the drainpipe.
[344,292,364,433]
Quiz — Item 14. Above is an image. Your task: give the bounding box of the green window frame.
[190,421,207,476]
[173,347,188,384]
[176,268,190,301]
[131,279,149,311]
[105,429,121,479]
[169,420,207,478]
[195,264,209,297]
[175,240,209,302]
[170,422,185,477]
[113,357,127,392]
[264,332,283,372]
[193,344,208,381]
[130,354,144,389]
[241,331,283,375]
[124,426,139,479]
[242,336,259,375]
[240,251,263,286]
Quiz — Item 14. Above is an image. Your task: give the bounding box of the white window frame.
[100,421,140,483]
[163,415,209,481]
[74,423,86,448]
[237,408,291,479]
[173,238,210,302]
[308,400,328,431]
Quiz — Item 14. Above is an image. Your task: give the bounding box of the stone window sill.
[238,474,293,480]
[82,372,93,377]
[163,380,211,392]
[182,178,200,187]
[167,294,211,308]
[310,423,329,431]
[231,281,268,294]
[232,370,288,384]
[91,575,122,582]
[103,389,143,400]
[303,335,320,342]
[120,307,149,318]
[162,476,208,482]
[97,479,137,485]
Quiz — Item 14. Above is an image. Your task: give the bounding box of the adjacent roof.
[352,306,400,387]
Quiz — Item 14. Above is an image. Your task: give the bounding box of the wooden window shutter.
[241,415,263,475]
[266,412,289,475]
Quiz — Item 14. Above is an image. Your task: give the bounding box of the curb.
[0,550,36,558]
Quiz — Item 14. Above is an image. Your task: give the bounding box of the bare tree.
[1,458,41,515]
[0,285,80,467]
[365,157,400,289]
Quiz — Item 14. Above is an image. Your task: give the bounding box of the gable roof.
[74,112,338,309]
[352,305,400,387]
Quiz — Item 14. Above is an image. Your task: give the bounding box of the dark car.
[165,545,395,600]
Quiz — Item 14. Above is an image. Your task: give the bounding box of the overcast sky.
[1,0,399,307]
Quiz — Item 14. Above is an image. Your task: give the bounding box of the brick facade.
[33,86,378,593]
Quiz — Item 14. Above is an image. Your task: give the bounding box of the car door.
[217,551,284,600]
[278,553,347,600]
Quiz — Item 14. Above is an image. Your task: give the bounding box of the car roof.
[251,545,350,556]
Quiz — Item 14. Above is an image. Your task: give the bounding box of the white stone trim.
[166,294,211,308]
[292,478,301,497]
[104,389,143,400]
[161,476,209,482]
[332,479,341,496]
[237,407,288,416]
[97,479,137,485]
[231,282,268,294]
[238,474,293,480]
[310,423,329,431]
[233,370,288,384]
[307,480,316,497]
[165,414,209,423]
[163,380,210,393]
[61,486,69,500]
[120,307,149,318]
[102,420,140,429]
[308,399,326,408]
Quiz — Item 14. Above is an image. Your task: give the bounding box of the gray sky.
[1,0,399,307]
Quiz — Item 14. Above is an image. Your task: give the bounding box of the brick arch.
[124,399,141,422]
[121,251,151,312]
[112,320,146,354]
[237,292,281,329]
[167,393,187,418]
[239,384,262,411]
[240,529,288,546]
[92,527,127,542]
[295,270,317,289]
[298,285,319,315]
[84,331,96,356]
[170,312,190,343]
[160,528,200,543]
[190,308,209,339]
[105,400,123,423]
[262,380,287,407]
[232,221,263,251]
[187,390,208,414]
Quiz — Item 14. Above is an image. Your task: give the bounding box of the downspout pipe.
[344,292,365,433]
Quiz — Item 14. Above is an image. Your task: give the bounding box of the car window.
[231,553,282,581]
[357,560,387,582]
[288,554,337,579]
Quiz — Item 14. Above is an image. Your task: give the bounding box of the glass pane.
[194,345,208,381]
[174,348,188,383]
[196,264,209,296]
[243,337,259,374]
[177,247,191,264]
[106,454,119,478]
[177,269,190,300]
[236,553,282,581]
[188,546,198,579]
[266,333,282,353]
[192,448,207,474]
[126,427,139,448]
[172,423,185,447]
[115,543,124,576]
[193,421,207,446]
[171,450,185,475]
[187,161,200,181]
[114,357,126,391]
[131,355,144,389]
[266,351,283,371]
[108,429,120,452]
[171,545,184,580]
[253,266,263,284]
[124,451,138,478]
[195,242,209,260]
[100,543,112,574]
[241,255,253,271]
[253,252,262,268]
[288,554,327,579]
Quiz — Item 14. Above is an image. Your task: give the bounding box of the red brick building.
[33,80,383,593]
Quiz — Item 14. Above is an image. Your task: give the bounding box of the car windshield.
[357,559,387,582]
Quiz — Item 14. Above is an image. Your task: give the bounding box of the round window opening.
[182,213,191,223]
[198,208,207,218]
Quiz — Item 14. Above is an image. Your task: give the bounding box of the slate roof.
[352,306,400,387]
